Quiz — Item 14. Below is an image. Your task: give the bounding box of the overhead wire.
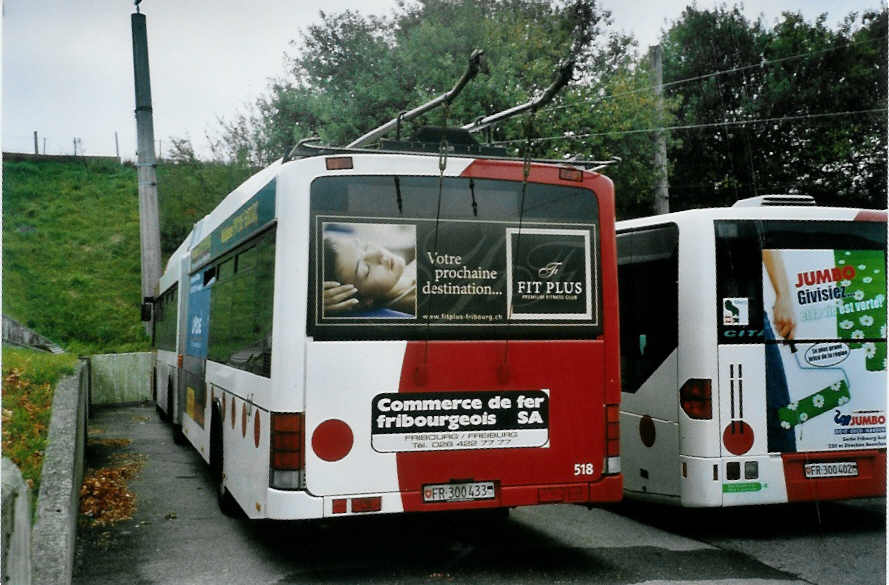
[542,34,886,114]
[489,108,887,146]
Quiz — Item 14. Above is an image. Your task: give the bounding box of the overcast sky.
[2,0,881,159]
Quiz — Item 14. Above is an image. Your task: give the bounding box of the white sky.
[2,0,881,159]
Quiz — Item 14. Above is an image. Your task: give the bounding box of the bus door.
[304,171,617,511]
[616,224,680,498]
[716,218,887,503]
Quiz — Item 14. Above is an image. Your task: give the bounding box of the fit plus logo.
[538,261,563,279]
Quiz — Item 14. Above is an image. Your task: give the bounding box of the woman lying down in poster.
[321,222,417,318]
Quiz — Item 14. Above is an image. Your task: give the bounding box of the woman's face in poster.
[332,237,405,298]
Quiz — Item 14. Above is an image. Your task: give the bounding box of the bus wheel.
[211,408,238,517]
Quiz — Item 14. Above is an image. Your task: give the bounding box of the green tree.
[661,5,887,210]
[213,0,672,216]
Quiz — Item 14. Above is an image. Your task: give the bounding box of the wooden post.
[132,10,162,332]
[649,44,670,214]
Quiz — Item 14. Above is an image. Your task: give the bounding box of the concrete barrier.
[2,459,32,585]
[30,362,88,585]
[2,315,64,354]
[89,352,153,405]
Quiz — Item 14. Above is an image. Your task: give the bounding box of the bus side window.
[617,224,679,393]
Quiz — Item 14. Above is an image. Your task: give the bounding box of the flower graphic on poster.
[777,380,851,429]
[834,249,887,372]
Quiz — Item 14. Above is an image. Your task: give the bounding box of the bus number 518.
[574,463,595,476]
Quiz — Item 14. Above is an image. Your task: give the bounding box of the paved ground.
[73,404,885,585]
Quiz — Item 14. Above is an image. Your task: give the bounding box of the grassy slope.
[2,158,254,354]
[3,159,149,354]
[1,346,78,508]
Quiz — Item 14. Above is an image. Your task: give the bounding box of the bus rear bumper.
[782,449,886,502]
[400,475,623,513]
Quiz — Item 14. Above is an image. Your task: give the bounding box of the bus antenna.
[346,49,488,149]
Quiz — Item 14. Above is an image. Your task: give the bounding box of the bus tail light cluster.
[270,413,305,490]
[680,378,712,420]
[604,404,620,474]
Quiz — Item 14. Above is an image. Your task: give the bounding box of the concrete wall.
[2,315,63,354]
[30,361,88,585]
[2,459,32,585]
[89,352,153,405]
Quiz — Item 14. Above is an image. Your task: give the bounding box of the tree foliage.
[210,1,886,218]
[662,6,887,210]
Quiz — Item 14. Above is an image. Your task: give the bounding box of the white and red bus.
[152,142,622,519]
[616,196,886,507]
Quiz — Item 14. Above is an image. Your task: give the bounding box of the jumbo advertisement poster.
[761,248,886,453]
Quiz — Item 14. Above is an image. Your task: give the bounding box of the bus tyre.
[172,424,186,445]
[211,409,238,517]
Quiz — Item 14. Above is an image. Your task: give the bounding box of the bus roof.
[617,205,887,232]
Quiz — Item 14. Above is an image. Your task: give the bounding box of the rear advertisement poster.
[760,248,886,453]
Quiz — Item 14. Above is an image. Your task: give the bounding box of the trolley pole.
[650,44,670,214]
[132,5,162,332]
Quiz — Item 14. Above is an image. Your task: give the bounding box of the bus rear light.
[272,451,302,469]
[559,167,583,182]
[351,496,382,513]
[680,378,712,420]
[605,404,620,462]
[270,413,304,490]
[270,470,302,490]
[272,432,301,451]
[326,157,353,170]
[332,499,347,514]
[605,456,621,475]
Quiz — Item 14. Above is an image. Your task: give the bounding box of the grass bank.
[1,346,78,508]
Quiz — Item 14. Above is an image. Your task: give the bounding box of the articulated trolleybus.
[616,195,886,507]
[152,103,622,518]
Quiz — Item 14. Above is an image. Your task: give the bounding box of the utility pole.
[650,44,670,214]
[33,131,38,155]
[131,2,162,332]
[115,131,120,159]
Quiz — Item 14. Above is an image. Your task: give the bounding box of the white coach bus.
[151,138,623,519]
[616,196,886,507]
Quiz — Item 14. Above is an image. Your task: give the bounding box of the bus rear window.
[308,175,601,341]
[715,219,886,344]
